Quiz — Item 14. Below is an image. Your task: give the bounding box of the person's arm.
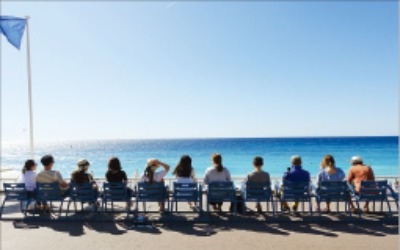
[157,161,170,172]
[347,168,354,184]
[56,172,69,188]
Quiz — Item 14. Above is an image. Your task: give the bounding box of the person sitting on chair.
[71,159,99,206]
[347,156,375,213]
[244,156,270,213]
[204,153,232,212]
[281,155,311,213]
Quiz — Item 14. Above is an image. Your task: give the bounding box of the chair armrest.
[386,184,398,200]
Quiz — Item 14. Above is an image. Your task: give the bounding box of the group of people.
[17,153,375,213]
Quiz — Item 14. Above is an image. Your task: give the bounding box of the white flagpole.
[25,16,34,158]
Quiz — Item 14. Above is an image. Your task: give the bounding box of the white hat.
[350,156,363,164]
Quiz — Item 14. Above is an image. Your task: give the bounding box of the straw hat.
[147,158,159,171]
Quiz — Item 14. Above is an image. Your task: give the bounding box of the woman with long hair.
[316,154,345,213]
[204,153,231,211]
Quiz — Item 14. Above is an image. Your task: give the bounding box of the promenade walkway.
[1,193,398,250]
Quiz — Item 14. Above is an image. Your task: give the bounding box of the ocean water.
[1,137,398,179]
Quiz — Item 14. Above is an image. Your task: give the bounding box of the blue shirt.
[282,165,310,183]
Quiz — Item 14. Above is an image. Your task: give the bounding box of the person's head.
[22,159,37,174]
[350,156,363,165]
[41,155,54,170]
[77,159,90,172]
[212,153,223,172]
[144,158,159,183]
[108,157,122,172]
[291,155,302,167]
[253,156,264,169]
[321,155,335,168]
[173,155,193,177]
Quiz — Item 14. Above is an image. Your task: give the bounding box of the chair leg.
[0,199,7,219]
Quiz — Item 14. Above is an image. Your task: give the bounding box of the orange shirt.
[347,164,375,193]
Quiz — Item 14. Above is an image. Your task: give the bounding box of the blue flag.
[0,16,27,49]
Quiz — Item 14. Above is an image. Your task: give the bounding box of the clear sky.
[1,1,398,143]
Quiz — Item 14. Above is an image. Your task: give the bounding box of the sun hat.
[77,159,90,171]
[147,158,159,171]
[350,156,363,164]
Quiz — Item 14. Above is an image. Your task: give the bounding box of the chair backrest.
[3,183,27,201]
[137,182,166,202]
[281,181,310,201]
[36,182,62,201]
[245,181,272,200]
[317,181,348,200]
[69,182,96,202]
[172,182,200,201]
[103,182,128,201]
[207,181,235,202]
[359,180,388,200]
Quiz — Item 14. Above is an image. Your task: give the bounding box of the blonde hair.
[321,155,335,168]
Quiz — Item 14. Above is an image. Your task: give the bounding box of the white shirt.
[17,171,36,191]
[204,166,231,184]
[139,170,168,183]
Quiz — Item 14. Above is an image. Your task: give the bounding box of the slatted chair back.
[102,182,129,202]
[207,181,235,203]
[359,180,388,201]
[172,182,200,202]
[245,181,273,201]
[317,181,348,201]
[36,182,63,202]
[137,182,167,202]
[69,183,97,203]
[0,183,29,218]
[281,181,311,201]
[170,182,202,215]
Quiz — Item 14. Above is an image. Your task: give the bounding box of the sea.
[1,136,398,179]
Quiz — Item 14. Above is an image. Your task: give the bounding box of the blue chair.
[280,181,312,215]
[355,180,392,217]
[102,182,131,218]
[315,181,352,216]
[35,182,66,217]
[386,184,399,211]
[0,183,31,219]
[242,181,275,217]
[135,182,169,213]
[67,182,99,218]
[170,182,202,216]
[206,181,237,217]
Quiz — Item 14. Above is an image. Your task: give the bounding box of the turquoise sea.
[1,136,398,179]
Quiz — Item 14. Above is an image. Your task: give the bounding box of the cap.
[350,156,363,164]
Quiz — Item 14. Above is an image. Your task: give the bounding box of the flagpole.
[25,16,34,159]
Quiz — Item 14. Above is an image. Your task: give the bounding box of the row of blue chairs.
[0,180,398,220]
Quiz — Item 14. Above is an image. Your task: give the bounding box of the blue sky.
[1,2,398,143]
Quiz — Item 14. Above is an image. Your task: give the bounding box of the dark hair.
[144,166,155,183]
[173,155,193,178]
[40,155,54,167]
[253,156,264,167]
[212,153,223,172]
[22,159,36,174]
[108,157,122,171]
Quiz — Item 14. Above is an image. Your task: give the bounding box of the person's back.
[173,155,195,184]
[283,166,310,183]
[17,159,37,193]
[347,157,374,193]
[246,156,270,185]
[204,167,231,184]
[36,155,68,190]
